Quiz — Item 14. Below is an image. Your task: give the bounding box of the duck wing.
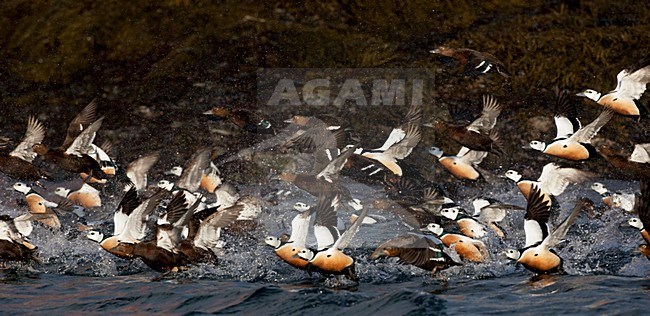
[10,116,45,163]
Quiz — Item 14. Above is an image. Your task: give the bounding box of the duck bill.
[575,92,586,97]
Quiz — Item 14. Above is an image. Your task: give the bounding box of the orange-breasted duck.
[440,206,488,239]
[265,199,318,270]
[0,116,49,182]
[10,182,72,229]
[590,182,635,212]
[425,95,503,157]
[86,187,167,259]
[529,107,614,161]
[371,233,461,276]
[577,57,650,117]
[54,183,102,209]
[165,161,221,193]
[158,148,212,206]
[423,223,489,263]
[429,146,487,181]
[505,185,584,274]
[297,197,369,282]
[627,179,650,259]
[430,46,509,78]
[122,191,202,272]
[505,163,593,205]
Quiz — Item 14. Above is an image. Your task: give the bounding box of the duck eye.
[534,254,539,256]
[327,254,331,258]
[259,120,271,128]
[563,145,567,148]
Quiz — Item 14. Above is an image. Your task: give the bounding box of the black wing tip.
[553,88,578,118]
[525,184,551,222]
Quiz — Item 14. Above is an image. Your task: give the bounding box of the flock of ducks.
[0,48,648,284]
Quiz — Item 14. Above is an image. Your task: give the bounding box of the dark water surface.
[1,273,648,314]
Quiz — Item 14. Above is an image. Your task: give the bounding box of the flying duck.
[124,191,206,272]
[0,116,48,182]
[529,108,613,161]
[55,100,115,181]
[505,185,584,274]
[428,146,487,181]
[0,214,38,264]
[577,57,650,116]
[370,233,461,276]
[164,161,221,193]
[179,203,242,264]
[425,95,503,156]
[594,141,650,179]
[54,183,102,208]
[204,106,273,133]
[430,46,509,78]
[356,103,422,176]
[283,115,348,153]
[423,223,489,263]
[57,99,99,152]
[158,148,212,206]
[471,198,523,238]
[11,182,70,229]
[590,182,635,212]
[297,197,369,281]
[265,200,316,270]
[33,117,107,179]
[125,152,160,191]
[86,187,167,258]
[276,145,356,199]
[440,206,488,239]
[627,179,650,259]
[505,163,593,205]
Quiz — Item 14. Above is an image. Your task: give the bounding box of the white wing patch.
[524,219,546,247]
[10,116,45,162]
[288,212,311,248]
[630,143,650,163]
[615,65,650,100]
[374,128,406,151]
